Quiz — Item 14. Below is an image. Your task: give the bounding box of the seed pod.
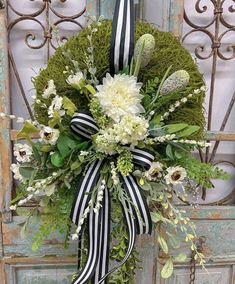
[160,70,190,95]
[134,34,156,68]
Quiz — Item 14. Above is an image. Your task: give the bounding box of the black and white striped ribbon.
[110,0,135,74]
[70,112,154,283]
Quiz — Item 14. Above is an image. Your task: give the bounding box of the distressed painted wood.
[2,216,77,257]
[0,4,12,217]
[3,257,77,284]
[156,262,235,284]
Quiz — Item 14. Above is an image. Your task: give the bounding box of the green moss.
[34,20,205,137]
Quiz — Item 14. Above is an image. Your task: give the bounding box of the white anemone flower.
[40,126,60,145]
[165,166,187,185]
[42,80,57,99]
[10,163,24,181]
[48,95,65,118]
[66,71,84,89]
[13,143,33,163]
[95,73,145,122]
[145,162,163,181]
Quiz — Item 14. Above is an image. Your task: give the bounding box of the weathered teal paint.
[0,5,12,217]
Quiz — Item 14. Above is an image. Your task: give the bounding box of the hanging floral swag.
[1,10,229,284]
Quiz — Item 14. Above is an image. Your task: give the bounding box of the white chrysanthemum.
[95,74,144,122]
[145,162,163,181]
[13,143,32,163]
[40,126,60,145]
[48,95,65,118]
[113,115,149,145]
[66,71,84,89]
[165,166,187,185]
[42,80,56,99]
[10,163,24,181]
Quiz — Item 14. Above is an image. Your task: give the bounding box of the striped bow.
[70,112,154,284]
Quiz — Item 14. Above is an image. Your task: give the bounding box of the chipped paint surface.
[0,8,12,216]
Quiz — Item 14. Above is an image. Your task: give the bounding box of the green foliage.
[179,156,230,189]
[117,150,134,176]
[34,21,205,138]
[89,98,108,128]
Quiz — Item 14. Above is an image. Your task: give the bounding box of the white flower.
[13,143,32,163]
[95,73,144,122]
[18,199,27,206]
[80,151,90,157]
[165,166,187,185]
[95,115,149,153]
[16,117,24,123]
[10,205,17,211]
[145,162,163,181]
[10,163,23,181]
[194,89,201,94]
[66,71,84,89]
[113,115,149,146]
[42,80,56,99]
[0,112,7,118]
[181,98,188,103]
[40,126,60,145]
[71,233,79,241]
[48,95,65,118]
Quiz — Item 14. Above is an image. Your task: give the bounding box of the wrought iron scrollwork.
[183,0,235,204]
[0,0,5,9]
[6,0,86,119]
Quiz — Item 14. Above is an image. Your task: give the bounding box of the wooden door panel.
[3,259,77,284]
[163,265,233,284]
[2,216,77,258]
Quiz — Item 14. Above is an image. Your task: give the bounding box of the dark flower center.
[19,150,26,157]
[171,171,181,181]
[44,132,53,140]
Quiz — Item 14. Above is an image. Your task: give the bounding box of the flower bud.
[134,34,156,68]
[160,70,190,95]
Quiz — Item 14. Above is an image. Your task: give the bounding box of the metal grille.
[6,0,86,120]
[183,0,235,204]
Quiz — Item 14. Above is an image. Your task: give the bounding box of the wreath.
[4,2,228,283]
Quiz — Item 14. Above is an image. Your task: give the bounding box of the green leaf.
[164,123,188,134]
[151,212,161,223]
[57,135,71,158]
[158,236,168,254]
[177,125,200,138]
[174,253,187,263]
[70,160,81,171]
[40,145,53,152]
[151,114,162,126]
[166,144,174,160]
[48,111,61,128]
[17,121,39,140]
[19,166,36,179]
[51,151,64,167]
[161,258,174,279]
[85,84,97,95]
[167,233,181,249]
[63,96,77,116]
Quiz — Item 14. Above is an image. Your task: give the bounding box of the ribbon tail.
[110,0,135,74]
[122,174,152,235]
[98,195,137,283]
[92,187,111,284]
[72,203,102,284]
